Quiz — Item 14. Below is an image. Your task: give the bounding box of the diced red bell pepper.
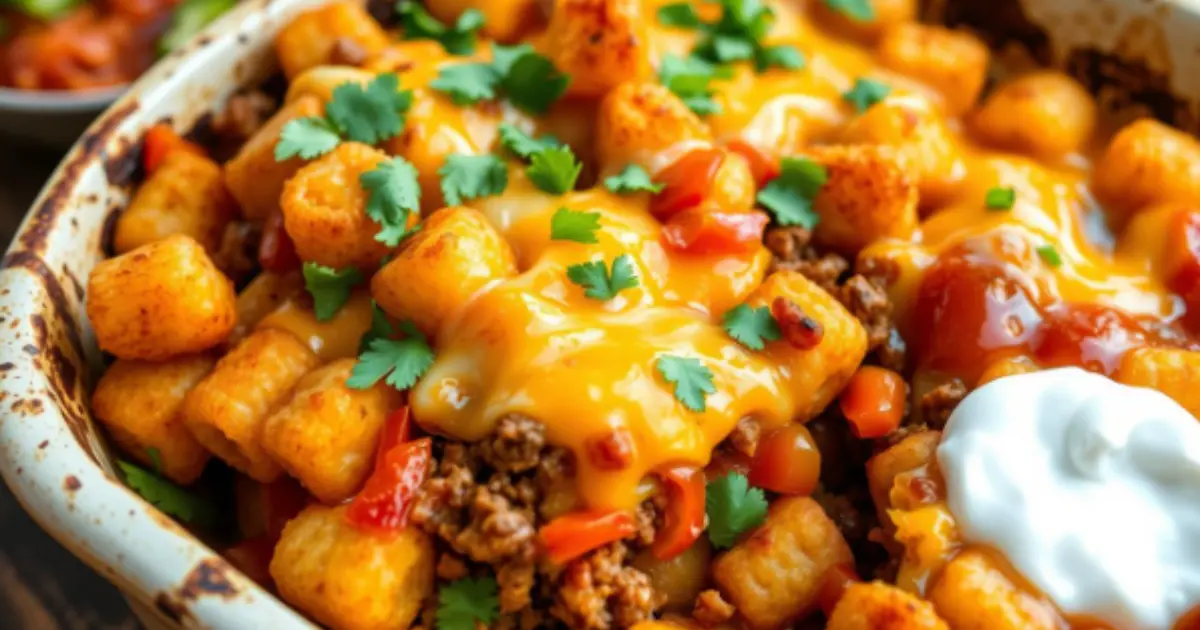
[143,123,205,174]
[650,147,726,220]
[662,208,769,255]
[840,366,907,439]
[345,408,430,534]
[539,509,636,565]
[257,211,301,273]
[748,424,821,496]
[650,465,706,560]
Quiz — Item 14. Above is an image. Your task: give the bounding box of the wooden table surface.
[0,140,142,629]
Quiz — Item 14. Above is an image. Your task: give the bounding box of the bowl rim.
[0,85,126,110]
[0,0,324,626]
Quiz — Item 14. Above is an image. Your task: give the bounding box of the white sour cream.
[938,367,1200,630]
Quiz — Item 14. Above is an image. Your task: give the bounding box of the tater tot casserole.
[70,0,1200,628]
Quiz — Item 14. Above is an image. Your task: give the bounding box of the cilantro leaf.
[1037,244,1062,268]
[657,2,702,28]
[756,157,827,229]
[604,164,664,194]
[326,74,413,145]
[361,157,422,246]
[119,461,214,527]
[347,330,435,391]
[527,146,582,194]
[843,77,891,113]
[436,577,500,630]
[503,52,571,114]
[439,154,508,205]
[550,208,601,243]
[659,54,723,116]
[146,447,164,474]
[159,0,236,55]
[275,117,341,161]
[397,1,484,55]
[656,354,716,412]
[303,262,364,321]
[566,254,638,301]
[706,472,768,549]
[823,0,874,21]
[431,62,501,106]
[985,186,1016,211]
[360,301,395,353]
[723,304,781,351]
[759,44,805,70]
[498,123,562,159]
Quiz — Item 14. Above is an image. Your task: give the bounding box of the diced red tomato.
[143,123,205,174]
[651,466,706,560]
[539,509,636,565]
[748,424,821,496]
[258,211,301,273]
[650,147,725,220]
[662,209,769,255]
[816,563,861,617]
[1034,303,1149,376]
[840,366,907,438]
[771,297,824,349]
[726,140,780,187]
[346,408,430,534]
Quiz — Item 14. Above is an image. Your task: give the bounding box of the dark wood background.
[0,141,142,629]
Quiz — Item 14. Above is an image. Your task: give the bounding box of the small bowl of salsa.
[0,0,235,147]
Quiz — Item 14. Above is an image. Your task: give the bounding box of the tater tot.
[808,144,918,254]
[1093,119,1200,221]
[865,430,939,525]
[371,206,517,338]
[182,329,319,482]
[270,505,435,630]
[224,95,324,221]
[839,96,965,207]
[876,24,989,117]
[232,271,306,343]
[114,151,235,254]
[285,66,375,105]
[928,550,1061,630]
[1116,347,1200,420]
[87,235,237,361]
[827,581,948,630]
[542,0,653,98]
[274,1,390,79]
[970,71,1096,157]
[595,82,711,174]
[813,0,917,41]
[262,359,401,503]
[281,142,400,272]
[744,271,868,423]
[92,356,214,484]
[424,0,540,42]
[712,497,853,629]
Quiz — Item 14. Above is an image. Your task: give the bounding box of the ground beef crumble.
[919,378,968,428]
[412,415,663,629]
[211,90,277,145]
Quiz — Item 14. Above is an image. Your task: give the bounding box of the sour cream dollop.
[938,367,1200,630]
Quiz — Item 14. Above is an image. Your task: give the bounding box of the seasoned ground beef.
[765,227,848,295]
[552,542,663,630]
[413,415,663,628]
[918,378,968,428]
[211,90,276,145]
[728,416,761,457]
[693,589,736,626]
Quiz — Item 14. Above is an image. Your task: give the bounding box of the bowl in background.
[0,86,125,149]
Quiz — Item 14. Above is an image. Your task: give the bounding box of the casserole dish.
[3,0,1200,628]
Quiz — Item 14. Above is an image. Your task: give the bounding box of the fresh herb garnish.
[396,2,484,55]
[659,54,726,116]
[347,321,434,391]
[723,304,781,351]
[119,461,214,527]
[823,0,874,21]
[657,2,702,27]
[661,0,805,72]
[656,355,716,412]
[604,164,664,194]
[566,254,638,301]
[431,42,569,114]
[550,208,602,244]
[360,157,422,246]
[159,0,236,55]
[706,472,768,549]
[1037,244,1062,268]
[303,262,364,321]
[497,123,562,159]
[526,146,583,194]
[843,77,891,113]
[756,157,827,229]
[985,186,1016,211]
[439,154,508,205]
[276,74,413,160]
[436,577,500,630]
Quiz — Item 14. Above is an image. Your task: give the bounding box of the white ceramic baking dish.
[2,0,1200,627]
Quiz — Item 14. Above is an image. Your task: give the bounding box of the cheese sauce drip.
[938,368,1200,630]
[412,179,792,510]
